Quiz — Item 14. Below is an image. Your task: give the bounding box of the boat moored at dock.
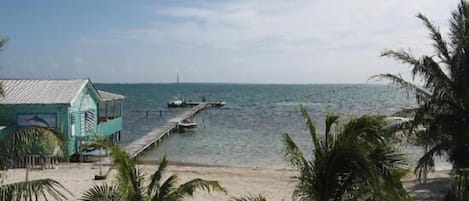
[178,118,197,132]
[168,96,185,107]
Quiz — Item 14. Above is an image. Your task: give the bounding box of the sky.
[0,0,459,84]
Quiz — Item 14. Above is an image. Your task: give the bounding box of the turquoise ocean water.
[95,83,448,169]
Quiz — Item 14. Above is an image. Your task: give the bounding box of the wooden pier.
[100,102,226,165]
[185,101,225,107]
[124,103,208,159]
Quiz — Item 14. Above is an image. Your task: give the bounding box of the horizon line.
[95,81,388,85]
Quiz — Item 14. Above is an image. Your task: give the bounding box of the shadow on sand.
[405,177,451,201]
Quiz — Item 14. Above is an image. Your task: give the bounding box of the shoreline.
[136,159,291,170]
[3,162,451,201]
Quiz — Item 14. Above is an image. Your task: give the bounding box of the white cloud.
[115,0,456,54]
[19,0,458,83]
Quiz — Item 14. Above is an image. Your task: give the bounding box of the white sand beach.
[3,163,451,201]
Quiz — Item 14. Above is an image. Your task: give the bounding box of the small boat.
[168,96,184,108]
[178,118,197,131]
[211,100,226,107]
[217,101,226,107]
[167,72,185,108]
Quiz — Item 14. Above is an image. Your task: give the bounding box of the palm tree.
[0,127,71,201]
[0,127,67,170]
[373,0,469,178]
[283,107,411,201]
[80,139,226,201]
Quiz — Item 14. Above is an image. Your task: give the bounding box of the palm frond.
[174,178,227,198]
[300,106,323,157]
[230,194,268,201]
[80,183,120,201]
[445,170,469,201]
[340,115,387,147]
[414,143,447,180]
[325,113,340,136]
[84,139,225,201]
[283,133,307,171]
[417,13,452,63]
[2,127,66,157]
[154,174,179,201]
[86,139,144,201]
[0,178,71,201]
[371,73,431,99]
[286,109,411,201]
[148,155,168,196]
[413,56,452,96]
[381,49,420,66]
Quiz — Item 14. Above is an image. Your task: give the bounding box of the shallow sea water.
[96,83,450,169]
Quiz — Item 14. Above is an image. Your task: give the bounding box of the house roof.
[98,90,126,101]
[0,79,91,104]
[0,79,125,105]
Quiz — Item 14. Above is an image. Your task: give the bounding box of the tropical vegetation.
[445,170,469,201]
[80,139,226,201]
[230,194,268,201]
[0,116,71,201]
[373,0,469,180]
[283,107,411,201]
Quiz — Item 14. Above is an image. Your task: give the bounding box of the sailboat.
[167,71,185,107]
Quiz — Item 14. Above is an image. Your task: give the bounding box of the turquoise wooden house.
[0,79,125,157]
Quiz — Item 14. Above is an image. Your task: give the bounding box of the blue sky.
[0,0,458,83]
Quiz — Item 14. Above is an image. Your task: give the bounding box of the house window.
[85,110,95,132]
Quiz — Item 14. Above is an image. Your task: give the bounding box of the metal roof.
[98,90,125,101]
[0,79,89,104]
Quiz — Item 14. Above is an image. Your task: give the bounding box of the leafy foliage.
[81,183,120,201]
[373,0,469,178]
[283,107,411,201]
[81,139,226,201]
[231,194,268,201]
[445,170,469,201]
[0,127,70,201]
[0,127,67,170]
[0,178,70,201]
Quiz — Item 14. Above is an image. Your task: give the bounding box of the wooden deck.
[100,103,210,164]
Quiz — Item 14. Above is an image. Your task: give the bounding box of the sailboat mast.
[176,71,180,97]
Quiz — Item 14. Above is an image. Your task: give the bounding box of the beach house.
[0,79,125,157]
